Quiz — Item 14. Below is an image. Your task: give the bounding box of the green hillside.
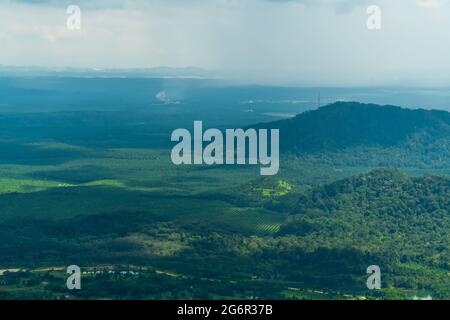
[277,169,449,298]
[264,102,450,151]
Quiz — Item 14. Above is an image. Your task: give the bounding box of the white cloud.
[1,0,450,85]
[417,0,442,9]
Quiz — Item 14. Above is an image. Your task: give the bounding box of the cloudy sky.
[1,0,450,85]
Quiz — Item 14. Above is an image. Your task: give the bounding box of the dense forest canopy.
[261,101,450,152]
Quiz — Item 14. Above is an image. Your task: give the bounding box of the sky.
[1,0,450,85]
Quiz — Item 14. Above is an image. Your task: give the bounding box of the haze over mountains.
[0,75,449,298]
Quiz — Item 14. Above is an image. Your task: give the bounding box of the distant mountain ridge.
[260,101,450,154]
[0,65,213,78]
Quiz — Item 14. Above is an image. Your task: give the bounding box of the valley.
[0,77,448,300]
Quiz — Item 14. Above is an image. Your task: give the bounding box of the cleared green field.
[0,138,294,236]
[0,144,286,237]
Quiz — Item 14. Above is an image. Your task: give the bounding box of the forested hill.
[280,169,449,268]
[275,169,449,298]
[291,169,449,217]
[260,102,450,153]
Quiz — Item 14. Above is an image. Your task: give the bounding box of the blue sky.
[1,0,450,85]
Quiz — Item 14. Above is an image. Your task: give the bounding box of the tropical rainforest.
[0,77,448,300]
